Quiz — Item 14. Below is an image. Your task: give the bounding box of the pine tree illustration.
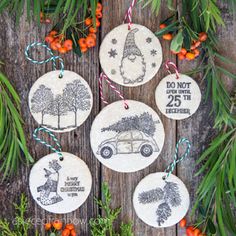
[63,80,91,126]
[30,85,54,125]
[156,203,172,226]
[163,181,182,207]
[138,187,164,204]
[101,112,156,136]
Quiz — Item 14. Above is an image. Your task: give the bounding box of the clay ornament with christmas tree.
[90,100,165,172]
[29,70,93,132]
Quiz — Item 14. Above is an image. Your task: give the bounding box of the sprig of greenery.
[0,194,39,236]
[0,0,97,29]
[0,72,33,181]
[145,0,236,235]
[193,123,236,235]
[139,0,175,15]
[89,183,134,236]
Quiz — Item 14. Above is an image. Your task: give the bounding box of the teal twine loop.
[164,138,191,179]
[25,42,64,78]
[33,127,63,161]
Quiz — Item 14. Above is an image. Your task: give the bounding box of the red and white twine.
[164,60,180,79]
[123,0,137,30]
[98,72,129,109]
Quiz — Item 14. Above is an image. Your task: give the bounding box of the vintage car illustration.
[97,130,159,159]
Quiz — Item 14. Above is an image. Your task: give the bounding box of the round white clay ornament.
[90,100,165,172]
[28,70,93,132]
[99,24,163,87]
[133,172,190,227]
[29,152,92,214]
[155,73,201,120]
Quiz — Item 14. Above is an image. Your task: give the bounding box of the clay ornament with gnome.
[99,1,162,87]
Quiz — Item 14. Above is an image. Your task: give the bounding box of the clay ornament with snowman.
[99,24,163,87]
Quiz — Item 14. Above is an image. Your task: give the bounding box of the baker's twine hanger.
[25,42,64,78]
[33,127,64,161]
[123,0,137,30]
[99,72,129,109]
[163,138,191,180]
[164,60,180,79]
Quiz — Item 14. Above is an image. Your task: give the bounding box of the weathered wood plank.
[0,9,101,235]
[0,1,235,236]
[101,1,177,235]
[177,2,236,236]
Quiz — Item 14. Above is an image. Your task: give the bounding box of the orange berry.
[180,48,187,55]
[40,12,44,18]
[89,27,97,33]
[81,47,88,53]
[186,227,194,236]
[49,30,58,37]
[62,228,70,236]
[78,38,87,48]
[96,11,103,18]
[194,40,201,48]
[88,33,96,39]
[71,229,76,236]
[55,42,62,49]
[65,223,75,230]
[44,223,51,231]
[186,52,195,60]
[52,220,63,230]
[162,33,173,40]
[63,39,73,50]
[178,53,185,60]
[96,19,101,27]
[96,2,102,11]
[193,48,200,57]
[58,47,67,54]
[45,36,54,44]
[85,17,92,26]
[159,23,167,29]
[86,36,96,48]
[194,228,201,236]
[50,42,58,51]
[179,218,187,227]
[199,32,208,42]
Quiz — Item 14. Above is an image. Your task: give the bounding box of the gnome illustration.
[120,28,146,84]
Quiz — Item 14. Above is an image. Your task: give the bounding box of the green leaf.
[207,218,216,234]
[155,21,179,36]
[167,0,175,11]
[170,30,183,53]
[71,31,82,57]
[217,66,236,80]
[198,205,206,216]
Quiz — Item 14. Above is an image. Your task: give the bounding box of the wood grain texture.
[0,1,234,236]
